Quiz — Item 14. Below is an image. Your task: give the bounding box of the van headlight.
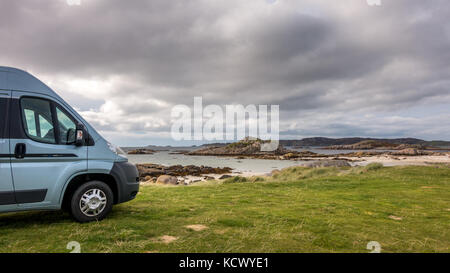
[107,142,127,156]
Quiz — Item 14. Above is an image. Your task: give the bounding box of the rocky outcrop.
[335,151,383,157]
[280,151,319,159]
[389,148,435,156]
[169,150,191,155]
[136,164,232,181]
[323,140,397,150]
[188,137,288,156]
[394,144,427,150]
[140,168,165,177]
[127,148,156,154]
[186,138,405,160]
[323,140,431,150]
[331,149,445,157]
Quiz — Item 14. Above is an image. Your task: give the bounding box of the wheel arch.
[61,172,119,210]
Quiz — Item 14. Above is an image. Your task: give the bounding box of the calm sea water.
[127,151,305,175]
[125,146,448,174]
[125,147,385,174]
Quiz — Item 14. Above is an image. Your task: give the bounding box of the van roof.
[0,66,57,97]
[0,66,102,140]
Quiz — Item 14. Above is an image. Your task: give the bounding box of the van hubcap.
[79,189,107,217]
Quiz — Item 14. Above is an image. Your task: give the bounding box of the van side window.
[56,107,76,144]
[21,97,56,144]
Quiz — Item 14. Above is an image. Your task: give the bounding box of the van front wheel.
[70,181,114,223]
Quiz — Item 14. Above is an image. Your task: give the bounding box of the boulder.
[219,174,233,179]
[391,148,420,156]
[156,175,178,185]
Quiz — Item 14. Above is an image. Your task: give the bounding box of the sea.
[125,147,397,175]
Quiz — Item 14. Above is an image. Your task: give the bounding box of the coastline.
[128,138,450,186]
[134,153,450,186]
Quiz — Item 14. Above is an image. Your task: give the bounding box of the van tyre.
[70,181,113,223]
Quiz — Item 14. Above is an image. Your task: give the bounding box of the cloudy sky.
[1,0,449,146]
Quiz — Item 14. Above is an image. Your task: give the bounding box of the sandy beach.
[343,154,450,166]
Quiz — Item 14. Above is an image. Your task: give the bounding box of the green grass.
[0,166,449,253]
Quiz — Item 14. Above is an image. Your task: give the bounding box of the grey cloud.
[1,0,449,145]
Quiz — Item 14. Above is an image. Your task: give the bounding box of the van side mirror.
[66,128,76,144]
[75,124,86,147]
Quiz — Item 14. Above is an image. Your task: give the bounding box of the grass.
[0,165,449,253]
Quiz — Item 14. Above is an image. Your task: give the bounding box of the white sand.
[343,154,450,166]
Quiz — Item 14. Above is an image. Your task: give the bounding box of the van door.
[0,91,16,207]
[9,91,88,208]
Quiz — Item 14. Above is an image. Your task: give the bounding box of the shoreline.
[342,154,450,166]
[136,154,450,186]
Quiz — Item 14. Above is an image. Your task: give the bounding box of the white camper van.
[0,67,139,222]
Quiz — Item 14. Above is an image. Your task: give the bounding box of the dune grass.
[0,165,449,253]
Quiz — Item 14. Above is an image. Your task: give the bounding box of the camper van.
[0,67,139,222]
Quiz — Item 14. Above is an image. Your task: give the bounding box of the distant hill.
[123,137,450,150]
[280,137,450,148]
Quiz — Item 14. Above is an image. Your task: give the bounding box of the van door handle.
[14,143,26,159]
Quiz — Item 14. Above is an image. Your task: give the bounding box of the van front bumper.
[110,161,140,204]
